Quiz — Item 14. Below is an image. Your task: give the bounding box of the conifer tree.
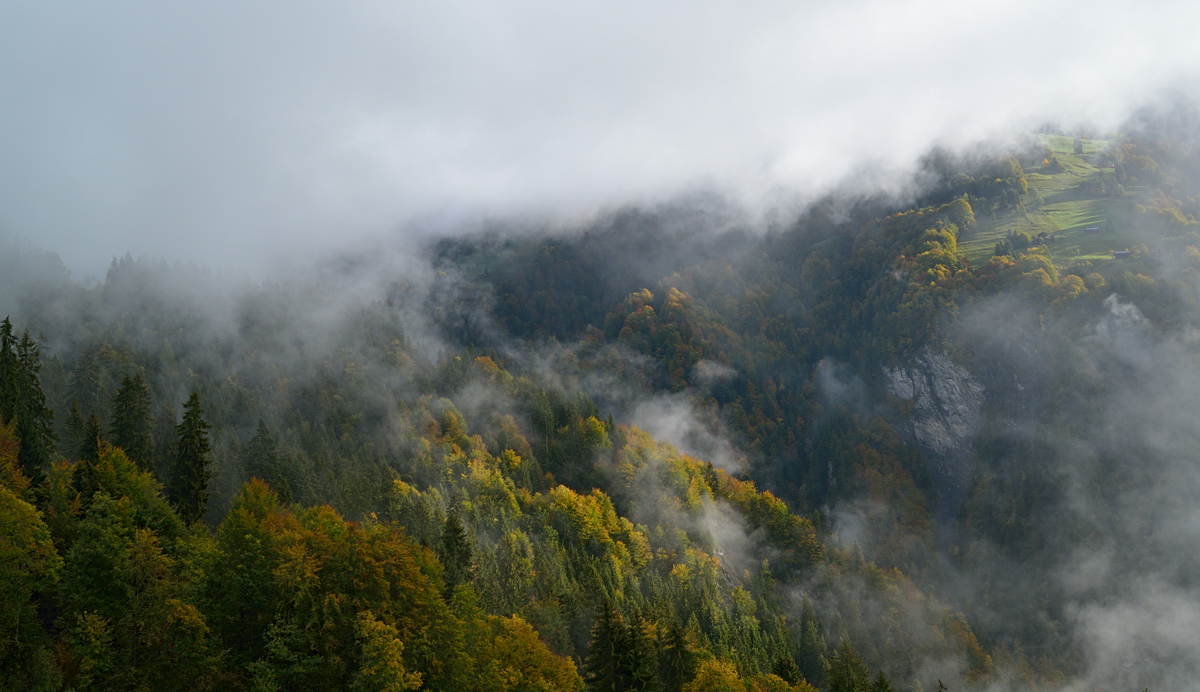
[78,413,103,466]
[872,670,896,692]
[772,653,803,687]
[168,391,212,523]
[585,601,629,692]
[660,619,696,692]
[0,318,17,418]
[439,507,474,596]
[796,595,828,688]
[63,399,85,460]
[625,610,660,691]
[826,639,871,692]
[67,348,101,423]
[0,327,58,484]
[152,403,178,483]
[109,373,153,471]
[75,412,104,502]
[242,419,291,503]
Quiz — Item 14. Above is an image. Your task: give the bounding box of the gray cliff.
[884,347,985,521]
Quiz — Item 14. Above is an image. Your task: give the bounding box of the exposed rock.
[884,347,984,521]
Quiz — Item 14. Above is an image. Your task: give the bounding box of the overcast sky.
[2,0,1199,275]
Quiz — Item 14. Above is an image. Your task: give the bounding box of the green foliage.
[440,508,474,598]
[110,373,154,471]
[0,319,56,485]
[168,391,212,523]
[351,610,423,692]
[825,639,872,692]
[241,419,292,503]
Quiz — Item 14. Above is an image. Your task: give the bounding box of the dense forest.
[5,109,1200,691]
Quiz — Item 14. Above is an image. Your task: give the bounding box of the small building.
[1085,226,1101,235]
[1113,250,1132,259]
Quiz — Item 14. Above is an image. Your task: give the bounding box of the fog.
[3,0,1200,274]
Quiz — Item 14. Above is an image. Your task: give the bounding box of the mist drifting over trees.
[5,2,1200,691]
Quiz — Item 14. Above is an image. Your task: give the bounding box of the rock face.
[884,347,985,521]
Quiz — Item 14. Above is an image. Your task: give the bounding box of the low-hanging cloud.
[3,0,1200,274]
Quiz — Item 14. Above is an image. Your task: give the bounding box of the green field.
[958,134,1149,271]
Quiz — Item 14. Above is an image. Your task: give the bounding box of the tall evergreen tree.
[62,399,85,460]
[585,601,629,692]
[0,318,17,418]
[826,639,871,692]
[241,419,291,503]
[78,413,103,466]
[0,328,57,484]
[625,610,660,691]
[796,595,828,688]
[439,507,474,596]
[67,348,102,423]
[871,670,896,692]
[109,373,153,471]
[152,402,178,483]
[660,619,696,692]
[168,391,212,523]
[75,412,104,503]
[772,653,803,687]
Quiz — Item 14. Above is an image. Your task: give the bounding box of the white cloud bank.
[2,0,1199,272]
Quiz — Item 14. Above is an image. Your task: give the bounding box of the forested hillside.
[4,114,1200,691]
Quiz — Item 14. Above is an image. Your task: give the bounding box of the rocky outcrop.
[884,347,984,520]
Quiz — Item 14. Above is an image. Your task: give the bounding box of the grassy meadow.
[958,134,1152,272]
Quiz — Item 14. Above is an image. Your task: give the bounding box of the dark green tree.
[872,670,896,692]
[439,507,474,596]
[152,403,177,484]
[62,399,85,460]
[625,610,660,691]
[168,391,212,523]
[78,413,103,466]
[75,412,104,503]
[585,601,629,692]
[772,653,803,686]
[659,619,695,692]
[0,318,17,418]
[67,347,101,423]
[109,373,153,471]
[0,327,58,484]
[796,595,827,687]
[241,419,291,503]
[826,639,871,692]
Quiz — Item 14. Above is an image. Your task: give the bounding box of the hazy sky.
[2,0,1199,274]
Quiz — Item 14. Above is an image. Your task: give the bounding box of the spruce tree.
[62,399,85,460]
[152,402,178,483]
[78,412,103,465]
[772,653,803,687]
[625,610,660,691]
[168,390,212,523]
[75,412,104,503]
[12,328,56,479]
[796,595,828,688]
[67,348,101,422]
[826,639,871,692]
[660,619,695,692]
[109,373,153,471]
[439,507,473,596]
[872,670,896,692]
[0,318,17,418]
[585,601,628,692]
[242,419,291,502]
